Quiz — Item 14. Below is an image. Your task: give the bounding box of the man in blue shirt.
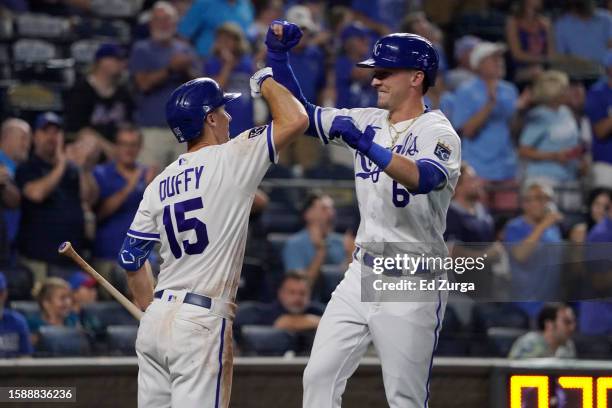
[93,125,152,299]
[451,42,518,182]
[554,1,612,66]
[585,50,612,189]
[130,1,200,170]
[503,183,564,318]
[282,192,348,297]
[0,118,30,263]
[178,0,254,57]
[0,272,33,357]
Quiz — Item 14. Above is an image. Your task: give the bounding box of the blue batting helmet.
[166,77,241,143]
[357,33,439,88]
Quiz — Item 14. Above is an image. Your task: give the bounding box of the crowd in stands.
[0,0,611,358]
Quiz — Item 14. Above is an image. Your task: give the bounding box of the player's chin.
[377,93,389,109]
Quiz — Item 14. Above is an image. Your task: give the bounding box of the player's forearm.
[460,102,495,139]
[23,161,66,203]
[384,154,420,190]
[261,78,309,151]
[127,261,155,311]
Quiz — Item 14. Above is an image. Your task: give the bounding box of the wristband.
[267,50,289,62]
[366,142,392,170]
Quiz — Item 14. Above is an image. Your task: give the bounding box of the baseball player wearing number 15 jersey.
[116,73,307,408]
[266,23,461,407]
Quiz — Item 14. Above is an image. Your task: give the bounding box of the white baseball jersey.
[311,106,461,257]
[127,123,277,302]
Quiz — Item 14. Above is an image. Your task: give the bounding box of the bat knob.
[58,241,71,253]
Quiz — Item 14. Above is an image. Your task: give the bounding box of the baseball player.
[265,23,461,407]
[116,74,308,408]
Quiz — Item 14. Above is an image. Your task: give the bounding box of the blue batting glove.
[329,116,375,154]
[265,20,303,53]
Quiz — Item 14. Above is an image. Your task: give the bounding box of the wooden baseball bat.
[58,241,143,321]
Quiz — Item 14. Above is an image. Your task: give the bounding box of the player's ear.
[205,112,217,128]
[411,71,425,88]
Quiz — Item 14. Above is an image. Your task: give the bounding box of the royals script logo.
[355,131,419,183]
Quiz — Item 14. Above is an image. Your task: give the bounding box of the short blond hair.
[33,277,70,309]
[532,70,569,105]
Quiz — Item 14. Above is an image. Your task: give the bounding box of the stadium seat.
[486,327,528,357]
[70,39,104,68]
[106,325,138,356]
[573,334,612,360]
[38,326,91,357]
[319,266,345,303]
[304,162,354,180]
[435,305,471,357]
[471,303,530,333]
[81,302,138,336]
[90,0,141,18]
[16,13,71,39]
[240,325,296,356]
[12,39,58,64]
[72,18,131,43]
[9,301,39,322]
[260,203,302,233]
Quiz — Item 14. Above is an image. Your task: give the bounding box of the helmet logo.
[374,42,382,56]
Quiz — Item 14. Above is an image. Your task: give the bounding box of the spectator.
[350,0,407,32]
[586,188,611,231]
[566,79,593,150]
[554,0,612,67]
[247,0,283,53]
[0,272,32,357]
[15,113,98,287]
[401,11,447,75]
[28,277,80,346]
[93,125,152,298]
[68,271,97,315]
[519,70,584,211]
[64,43,134,148]
[178,0,254,57]
[508,302,576,359]
[503,183,564,318]
[246,273,323,328]
[584,50,612,189]
[445,162,504,295]
[0,118,30,262]
[445,35,481,92]
[451,41,520,211]
[577,203,612,335]
[206,23,254,135]
[505,0,555,84]
[282,192,349,292]
[130,1,200,170]
[335,23,377,109]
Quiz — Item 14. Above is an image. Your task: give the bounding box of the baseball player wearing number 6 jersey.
[265,22,461,407]
[116,73,307,408]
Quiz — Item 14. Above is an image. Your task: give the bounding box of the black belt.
[154,290,212,309]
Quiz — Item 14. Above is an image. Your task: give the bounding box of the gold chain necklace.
[386,112,423,149]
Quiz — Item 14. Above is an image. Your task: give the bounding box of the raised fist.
[265,20,303,53]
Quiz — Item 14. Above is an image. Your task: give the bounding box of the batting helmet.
[166,77,241,143]
[357,33,439,88]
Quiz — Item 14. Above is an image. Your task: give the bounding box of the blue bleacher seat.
[38,326,91,356]
[320,266,345,303]
[106,325,138,356]
[16,13,71,39]
[573,334,612,360]
[240,325,296,356]
[4,265,33,301]
[486,327,528,357]
[82,302,138,336]
[260,203,302,233]
[471,303,530,333]
[9,300,39,322]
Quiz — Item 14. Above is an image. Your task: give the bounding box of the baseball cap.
[68,271,96,290]
[454,35,481,60]
[340,23,369,42]
[286,5,318,32]
[34,112,63,131]
[469,42,507,69]
[94,43,126,61]
[0,272,6,291]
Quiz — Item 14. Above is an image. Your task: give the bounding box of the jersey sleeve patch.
[434,140,452,162]
[248,125,267,139]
